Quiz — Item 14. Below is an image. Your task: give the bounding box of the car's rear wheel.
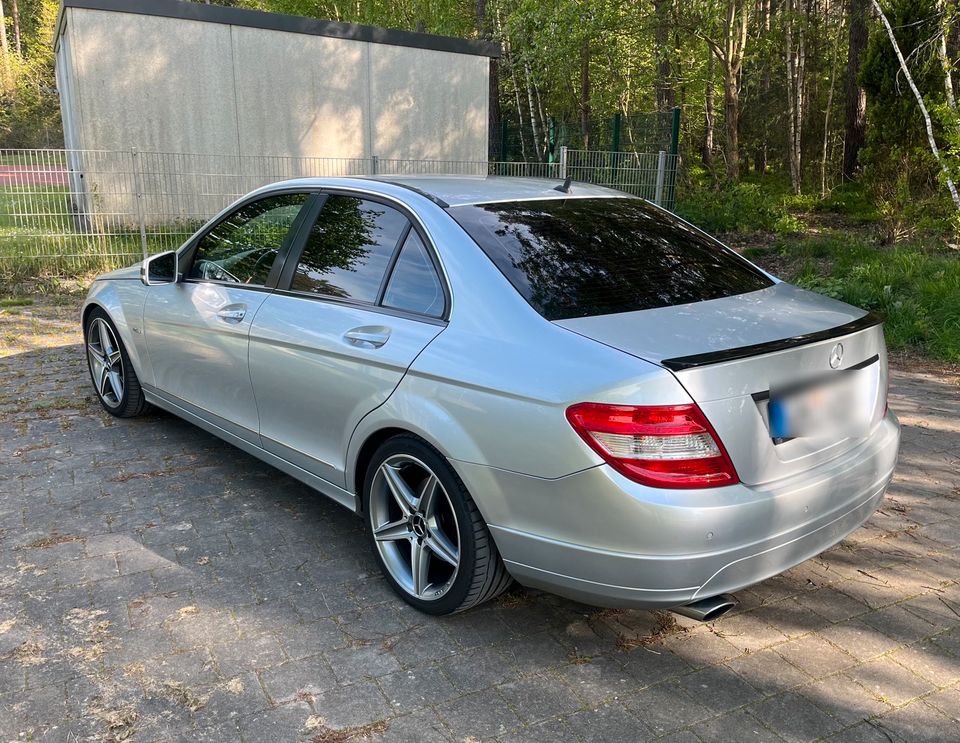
[363,435,512,614]
[85,308,150,418]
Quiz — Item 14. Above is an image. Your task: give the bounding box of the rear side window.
[448,198,773,321]
[291,196,408,303]
[382,232,445,317]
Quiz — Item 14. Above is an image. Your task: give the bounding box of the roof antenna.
[553,176,572,193]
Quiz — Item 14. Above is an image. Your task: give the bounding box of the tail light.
[565,402,739,488]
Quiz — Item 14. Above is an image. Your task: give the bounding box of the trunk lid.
[555,283,888,486]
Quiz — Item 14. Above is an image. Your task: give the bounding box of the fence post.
[654,150,667,206]
[371,155,379,175]
[559,146,568,179]
[131,148,148,259]
[669,107,681,158]
[611,113,622,154]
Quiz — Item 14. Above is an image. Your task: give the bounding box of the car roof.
[252,175,634,207]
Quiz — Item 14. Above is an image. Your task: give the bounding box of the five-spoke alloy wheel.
[87,317,125,408]
[84,308,150,418]
[364,436,512,614]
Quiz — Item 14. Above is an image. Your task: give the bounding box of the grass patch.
[751,234,960,361]
[0,297,33,307]
[0,185,196,284]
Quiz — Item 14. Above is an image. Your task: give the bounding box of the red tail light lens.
[565,403,740,488]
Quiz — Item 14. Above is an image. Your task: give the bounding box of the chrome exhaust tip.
[672,594,738,622]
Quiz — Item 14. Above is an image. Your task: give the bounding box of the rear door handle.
[217,305,247,323]
[344,326,390,348]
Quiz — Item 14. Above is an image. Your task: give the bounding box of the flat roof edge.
[56,0,501,58]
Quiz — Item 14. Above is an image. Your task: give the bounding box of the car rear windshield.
[447,198,774,321]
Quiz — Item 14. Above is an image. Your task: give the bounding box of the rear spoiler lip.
[661,311,884,372]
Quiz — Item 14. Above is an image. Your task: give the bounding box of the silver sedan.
[82,177,900,617]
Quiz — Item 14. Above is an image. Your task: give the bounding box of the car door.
[141,191,313,444]
[249,193,447,488]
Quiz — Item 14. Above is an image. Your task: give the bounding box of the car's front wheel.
[363,435,512,614]
[84,308,150,418]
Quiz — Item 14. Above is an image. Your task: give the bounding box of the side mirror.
[141,251,179,286]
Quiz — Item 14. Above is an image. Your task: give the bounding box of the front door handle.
[217,305,247,323]
[344,326,391,348]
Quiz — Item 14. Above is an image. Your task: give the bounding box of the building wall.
[57,6,489,225]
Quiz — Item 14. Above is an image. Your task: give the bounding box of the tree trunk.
[523,62,542,161]
[0,0,11,90]
[938,0,956,109]
[785,0,805,194]
[476,0,502,161]
[720,0,749,183]
[724,68,740,181]
[703,46,715,167]
[870,0,960,209]
[580,38,591,150]
[654,0,675,110]
[822,19,842,195]
[10,0,19,56]
[842,0,868,179]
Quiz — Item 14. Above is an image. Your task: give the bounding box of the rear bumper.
[459,413,900,609]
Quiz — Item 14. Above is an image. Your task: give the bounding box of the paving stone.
[625,680,713,736]
[326,640,402,682]
[676,663,762,715]
[871,700,960,743]
[692,708,787,743]
[556,654,637,706]
[259,653,338,704]
[380,663,458,710]
[888,640,960,686]
[497,673,584,724]
[748,691,844,743]
[797,671,891,726]
[725,649,810,696]
[859,604,941,644]
[844,656,936,706]
[795,586,871,624]
[312,679,393,728]
[776,634,858,677]
[438,644,516,694]
[436,687,521,739]
[816,619,902,661]
[563,702,653,743]
[616,645,692,689]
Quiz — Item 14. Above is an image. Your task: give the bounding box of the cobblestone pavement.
[1,297,959,743]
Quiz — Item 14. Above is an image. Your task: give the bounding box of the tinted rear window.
[448,198,773,320]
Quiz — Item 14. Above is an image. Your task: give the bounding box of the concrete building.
[53,0,498,227]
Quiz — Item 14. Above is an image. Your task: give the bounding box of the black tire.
[84,307,151,418]
[363,434,513,615]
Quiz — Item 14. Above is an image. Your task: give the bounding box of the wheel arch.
[82,283,150,386]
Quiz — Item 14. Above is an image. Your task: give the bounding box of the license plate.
[768,363,879,440]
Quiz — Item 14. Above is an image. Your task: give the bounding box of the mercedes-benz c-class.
[82,176,900,616]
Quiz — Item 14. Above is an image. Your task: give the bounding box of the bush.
[787,238,960,361]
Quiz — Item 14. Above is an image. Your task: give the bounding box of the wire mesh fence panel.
[1,148,677,281]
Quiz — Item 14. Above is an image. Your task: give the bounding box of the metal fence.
[0,147,678,279]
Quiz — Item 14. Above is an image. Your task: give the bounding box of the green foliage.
[675,176,812,234]
[0,0,62,147]
[858,0,958,236]
[786,236,960,360]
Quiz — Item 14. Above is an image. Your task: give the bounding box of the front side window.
[189,193,308,285]
[291,196,409,303]
[382,231,445,317]
[448,198,774,321]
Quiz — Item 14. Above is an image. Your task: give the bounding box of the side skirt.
[143,388,359,513]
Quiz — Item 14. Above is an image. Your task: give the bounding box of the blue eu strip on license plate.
[768,398,789,439]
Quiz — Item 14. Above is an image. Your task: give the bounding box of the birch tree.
[870,0,960,208]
